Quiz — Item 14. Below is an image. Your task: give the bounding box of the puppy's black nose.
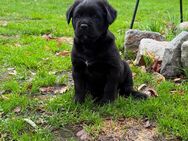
[80,24,88,30]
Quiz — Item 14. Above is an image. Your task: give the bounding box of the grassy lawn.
[0,0,188,140]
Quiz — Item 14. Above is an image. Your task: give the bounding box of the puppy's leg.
[99,71,119,104]
[72,71,86,104]
[119,61,148,99]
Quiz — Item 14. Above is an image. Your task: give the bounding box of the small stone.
[124,29,165,52]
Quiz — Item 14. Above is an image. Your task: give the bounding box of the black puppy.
[66,0,147,104]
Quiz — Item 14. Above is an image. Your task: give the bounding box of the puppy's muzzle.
[80,24,88,30]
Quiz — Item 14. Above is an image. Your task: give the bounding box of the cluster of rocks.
[124,24,188,78]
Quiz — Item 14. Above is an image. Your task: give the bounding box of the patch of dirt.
[123,119,158,141]
[97,118,170,141]
[0,35,20,40]
[51,118,180,141]
[52,125,82,141]
[42,34,73,45]
[39,84,68,95]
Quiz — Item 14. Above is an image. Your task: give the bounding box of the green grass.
[0,0,188,140]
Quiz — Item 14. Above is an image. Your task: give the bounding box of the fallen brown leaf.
[152,58,162,72]
[138,84,147,91]
[55,50,70,57]
[56,37,73,46]
[138,84,158,97]
[14,43,21,47]
[39,84,68,95]
[140,66,147,73]
[173,78,182,84]
[39,87,53,94]
[153,72,165,84]
[42,34,73,45]
[171,90,185,95]
[54,85,68,94]
[13,107,21,113]
[42,34,54,40]
[134,55,146,66]
[0,95,9,100]
[7,68,17,75]
[146,88,158,97]
[24,118,38,129]
[0,21,8,27]
[36,118,46,125]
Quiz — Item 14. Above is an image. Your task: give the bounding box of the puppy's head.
[66,0,117,43]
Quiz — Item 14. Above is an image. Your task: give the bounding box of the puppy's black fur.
[67,0,147,104]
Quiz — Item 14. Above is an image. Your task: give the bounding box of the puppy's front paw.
[97,98,114,105]
[73,95,85,104]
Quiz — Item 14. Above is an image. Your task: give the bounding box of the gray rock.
[181,41,188,68]
[124,30,165,52]
[160,31,188,78]
[177,22,188,31]
[135,39,169,65]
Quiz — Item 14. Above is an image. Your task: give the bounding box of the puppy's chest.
[77,56,108,75]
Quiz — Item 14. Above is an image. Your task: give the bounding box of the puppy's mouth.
[76,32,98,42]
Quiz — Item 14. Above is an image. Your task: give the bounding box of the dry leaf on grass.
[0,95,10,100]
[0,21,8,27]
[24,118,38,129]
[140,66,147,73]
[7,68,17,75]
[42,34,73,45]
[152,58,162,72]
[42,34,53,40]
[39,84,68,95]
[138,84,158,97]
[153,72,165,83]
[56,37,73,46]
[173,78,182,84]
[170,90,185,95]
[55,51,70,57]
[36,118,46,125]
[13,107,21,113]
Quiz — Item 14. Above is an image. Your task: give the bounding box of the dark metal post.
[130,0,140,29]
[180,0,183,22]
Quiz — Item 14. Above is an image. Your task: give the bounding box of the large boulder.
[124,30,165,52]
[134,39,169,65]
[160,31,188,78]
[181,41,188,68]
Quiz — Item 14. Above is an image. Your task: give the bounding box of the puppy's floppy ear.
[104,1,117,25]
[66,0,81,24]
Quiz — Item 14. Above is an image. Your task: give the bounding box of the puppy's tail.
[120,86,148,99]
